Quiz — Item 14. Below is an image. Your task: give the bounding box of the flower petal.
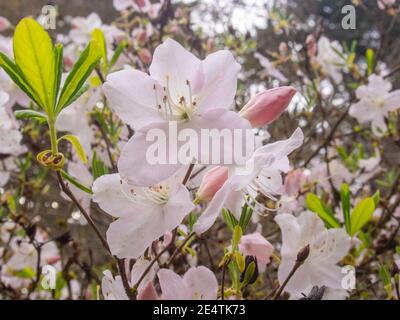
[183,266,218,300]
[103,69,164,130]
[196,50,240,112]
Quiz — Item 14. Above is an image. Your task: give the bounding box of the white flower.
[157,266,218,300]
[349,74,400,135]
[275,211,351,296]
[254,52,288,83]
[101,270,128,300]
[194,128,304,234]
[92,171,194,258]
[316,36,344,84]
[0,95,26,156]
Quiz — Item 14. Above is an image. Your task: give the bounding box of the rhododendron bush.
[0,0,400,301]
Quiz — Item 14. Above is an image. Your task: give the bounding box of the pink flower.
[194,128,304,234]
[138,48,152,64]
[0,17,10,32]
[239,87,296,128]
[197,166,228,202]
[239,232,274,266]
[378,0,396,9]
[284,169,308,196]
[158,266,218,299]
[306,34,317,57]
[104,38,251,187]
[137,282,160,300]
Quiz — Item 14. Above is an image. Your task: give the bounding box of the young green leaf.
[58,134,88,164]
[13,17,56,113]
[92,28,107,71]
[232,225,242,250]
[340,183,351,234]
[56,40,101,113]
[91,151,109,180]
[372,190,380,207]
[14,109,47,123]
[109,40,127,69]
[239,203,253,232]
[366,48,374,76]
[222,208,238,232]
[54,43,64,106]
[350,197,375,236]
[240,260,256,288]
[306,193,341,228]
[60,170,93,195]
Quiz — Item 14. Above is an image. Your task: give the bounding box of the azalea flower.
[101,270,128,300]
[69,13,124,46]
[0,93,26,156]
[92,171,194,258]
[275,211,351,297]
[194,128,304,234]
[349,74,400,135]
[254,52,288,83]
[157,266,218,300]
[239,232,274,270]
[103,38,252,187]
[316,36,344,84]
[113,0,164,18]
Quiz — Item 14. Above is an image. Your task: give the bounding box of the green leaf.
[340,183,351,234]
[91,151,109,180]
[306,193,341,228]
[92,28,107,71]
[232,225,242,250]
[379,264,391,286]
[109,40,127,69]
[372,190,380,207]
[54,43,64,106]
[58,134,88,164]
[239,203,253,232]
[240,261,256,288]
[188,212,198,233]
[366,48,374,76]
[56,40,101,113]
[350,198,375,236]
[60,170,93,195]
[6,194,16,214]
[222,208,238,232]
[13,17,55,113]
[14,109,47,123]
[0,52,42,107]
[65,83,90,107]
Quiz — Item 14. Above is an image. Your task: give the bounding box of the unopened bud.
[239,87,296,128]
[296,244,310,263]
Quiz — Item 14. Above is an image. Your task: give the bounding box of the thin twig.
[166,232,196,267]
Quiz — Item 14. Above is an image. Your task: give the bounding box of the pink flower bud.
[138,48,152,64]
[197,166,228,202]
[207,38,216,52]
[135,0,147,8]
[0,17,10,32]
[239,232,274,266]
[306,34,317,57]
[137,282,160,300]
[239,86,296,128]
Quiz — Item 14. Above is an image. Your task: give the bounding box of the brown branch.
[166,232,196,267]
